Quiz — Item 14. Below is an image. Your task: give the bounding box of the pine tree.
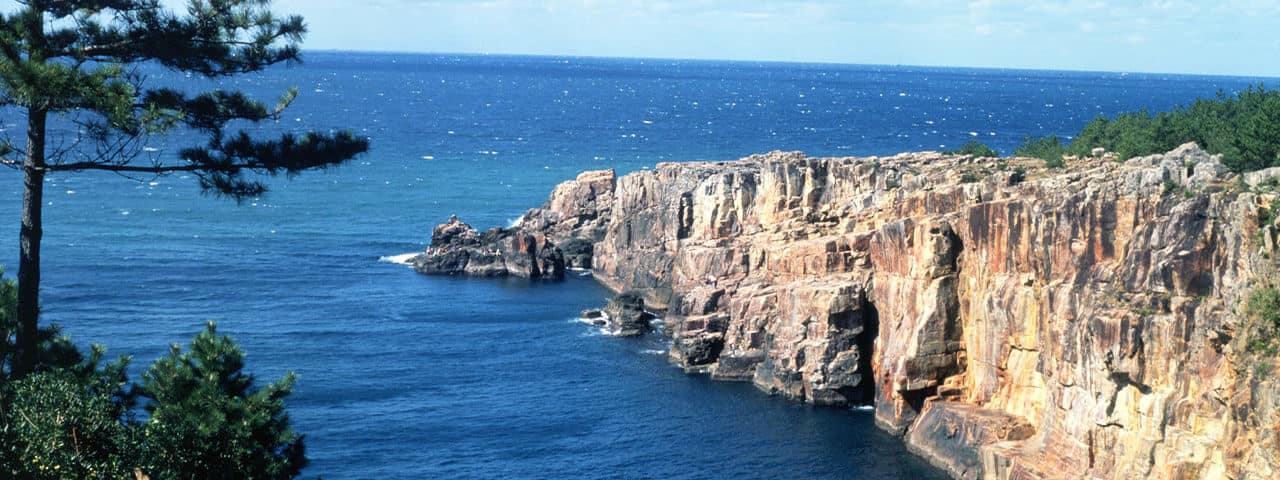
[137,322,305,479]
[0,1,369,376]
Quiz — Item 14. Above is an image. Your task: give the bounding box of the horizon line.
[297,48,1280,82]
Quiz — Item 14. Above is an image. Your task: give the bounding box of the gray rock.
[603,291,653,336]
[1245,166,1280,189]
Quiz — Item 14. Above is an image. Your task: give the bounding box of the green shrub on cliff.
[1069,111,1164,160]
[1244,287,1280,379]
[945,141,999,158]
[0,272,307,479]
[1014,135,1068,168]
[1055,85,1280,170]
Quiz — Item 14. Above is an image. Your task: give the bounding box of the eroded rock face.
[413,144,1280,480]
[411,215,564,279]
[602,292,654,337]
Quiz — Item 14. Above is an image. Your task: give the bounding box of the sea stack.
[412,143,1280,479]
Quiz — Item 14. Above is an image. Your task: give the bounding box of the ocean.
[2,52,1270,479]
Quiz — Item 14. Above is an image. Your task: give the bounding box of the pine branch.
[47,162,202,173]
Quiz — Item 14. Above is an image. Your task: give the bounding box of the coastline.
[407,145,1280,479]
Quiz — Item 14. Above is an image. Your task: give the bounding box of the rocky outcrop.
[411,215,564,279]
[602,292,654,337]
[412,143,1280,480]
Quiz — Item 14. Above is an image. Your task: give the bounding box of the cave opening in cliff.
[841,297,880,406]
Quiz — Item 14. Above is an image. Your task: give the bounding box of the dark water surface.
[1,52,1270,479]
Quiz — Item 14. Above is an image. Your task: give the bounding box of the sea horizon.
[298,48,1280,82]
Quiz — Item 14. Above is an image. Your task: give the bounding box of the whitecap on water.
[852,405,875,412]
[378,252,420,265]
[640,349,666,356]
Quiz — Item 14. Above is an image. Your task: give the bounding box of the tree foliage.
[1014,135,1067,168]
[944,140,999,158]
[137,322,306,479]
[1016,85,1280,171]
[0,273,307,479]
[1,0,369,377]
[0,0,370,194]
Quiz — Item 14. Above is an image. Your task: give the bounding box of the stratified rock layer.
[413,143,1280,480]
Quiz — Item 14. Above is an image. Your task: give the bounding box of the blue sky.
[169,1,1280,77]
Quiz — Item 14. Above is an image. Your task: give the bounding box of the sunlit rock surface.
[415,143,1280,479]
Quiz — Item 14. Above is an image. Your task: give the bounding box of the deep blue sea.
[2,52,1272,479]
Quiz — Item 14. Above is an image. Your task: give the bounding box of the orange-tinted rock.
[417,143,1280,479]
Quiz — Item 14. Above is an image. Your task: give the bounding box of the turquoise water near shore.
[2,52,1271,479]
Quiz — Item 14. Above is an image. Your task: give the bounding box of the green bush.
[0,270,307,479]
[1,371,139,479]
[945,140,999,158]
[138,323,306,479]
[1057,85,1280,171]
[1245,287,1280,357]
[1247,287,1280,330]
[1008,167,1027,185]
[1015,135,1068,168]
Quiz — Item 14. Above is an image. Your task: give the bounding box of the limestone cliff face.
[414,144,1280,480]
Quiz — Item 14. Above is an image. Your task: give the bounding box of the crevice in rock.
[850,297,880,406]
[902,386,939,414]
[677,192,694,240]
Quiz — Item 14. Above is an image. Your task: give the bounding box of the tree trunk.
[14,108,46,377]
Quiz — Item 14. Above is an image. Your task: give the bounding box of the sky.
[144,1,1280,77]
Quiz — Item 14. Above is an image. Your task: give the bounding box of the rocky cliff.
[412,144,1280,480]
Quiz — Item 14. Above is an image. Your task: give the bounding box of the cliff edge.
[413,144,1280,480]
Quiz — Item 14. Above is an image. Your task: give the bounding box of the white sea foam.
[378,252,420,265]
[853,405,875,412]
[640,349,666,356]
